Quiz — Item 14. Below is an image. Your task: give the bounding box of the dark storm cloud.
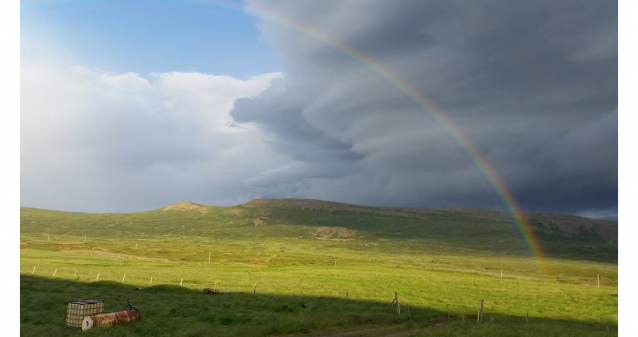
[234,0,617,217]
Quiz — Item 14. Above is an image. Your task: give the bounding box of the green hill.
[20,199,618,336]
[20,198,617,263]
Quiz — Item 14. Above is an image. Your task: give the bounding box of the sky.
[20,0,618,219]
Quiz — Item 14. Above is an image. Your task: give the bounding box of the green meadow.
[20,199,618,336]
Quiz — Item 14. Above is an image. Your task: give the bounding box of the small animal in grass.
[203,288,220,295]
[127,298,139,312]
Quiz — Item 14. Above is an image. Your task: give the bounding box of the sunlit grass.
[20,204,617,336]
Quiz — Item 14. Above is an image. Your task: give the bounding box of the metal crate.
[66,300,104,328]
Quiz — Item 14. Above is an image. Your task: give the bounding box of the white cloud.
[21,60,287,212]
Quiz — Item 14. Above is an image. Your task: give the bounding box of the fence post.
[180,278,184,286]
[526,310,529,324]
[121,274,126,283]
[31,267,36,275]
[253,283,257,294]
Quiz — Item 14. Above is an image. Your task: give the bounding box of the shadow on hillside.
[257,208,618,264]
[21,275,616,337]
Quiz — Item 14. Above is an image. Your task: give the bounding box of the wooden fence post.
[74,270,77,278]
[96,273,100,281]
[53,269,57,276]
[180,278,184,286]
[480,299,484,322]
[31,267,36,275]
[526,310,529,324]
[461,309,465,321]
[253,283,257,294]
[345,291,349,304]
[121,274,126,283]
[395,292,400,315]
[150,277,153,285]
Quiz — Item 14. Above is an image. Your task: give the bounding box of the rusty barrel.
[82,310,141,331]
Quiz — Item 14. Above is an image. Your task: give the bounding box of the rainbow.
[23,0,552,275]
[253,7,551,276]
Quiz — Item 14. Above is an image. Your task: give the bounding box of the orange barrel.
[81,310,141,331]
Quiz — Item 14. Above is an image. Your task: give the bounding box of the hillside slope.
[20,198,617,263]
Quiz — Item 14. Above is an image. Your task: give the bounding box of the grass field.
[20,199,618,336]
